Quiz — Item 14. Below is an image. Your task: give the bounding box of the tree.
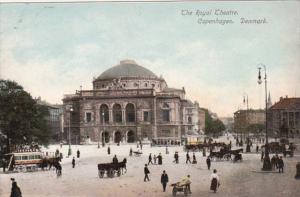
[0,80,50,153]
[203,109,225,137]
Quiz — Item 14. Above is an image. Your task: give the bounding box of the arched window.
[100,104,109,123]
[188,116,192,123]
[126,103,135,122]
[162,103,170,122]
[113,104,122,123]
[127,130,135,143]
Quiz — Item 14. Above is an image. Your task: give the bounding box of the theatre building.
[62,60,204,144]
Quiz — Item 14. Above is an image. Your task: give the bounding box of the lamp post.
[68,107,73,157]
[257,64,272,171]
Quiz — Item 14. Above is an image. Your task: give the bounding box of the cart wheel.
[172,187,177,196]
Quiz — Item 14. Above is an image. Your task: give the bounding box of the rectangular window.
[162,130,171,137]
[143,111,149,122]
[86,112,92,122]
[162,110,170,122]
[295,112,299,126]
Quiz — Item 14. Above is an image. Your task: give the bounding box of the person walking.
[192,153,197,164]
[57,163,62,177]
[144,164,150,182]
[210,169,220,193]
[174,152,179,164]
[158,153,162,165]
[10,178,22,197]
[206,156,211,170]
[148,153,153,165]
[154,154,157,164]
[107,146,111,155]
[161,170,169,192]
[165,146,169,154]
[278,156,284,173]
[271,155,276,170]
[129,147,133,156]
[77,149,80,158]
[256,145,259,153]
[72,157,75,168]
[186,152,191,164]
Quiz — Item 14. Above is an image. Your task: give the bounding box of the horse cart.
[97,161,126,178]
[133,151,143,157]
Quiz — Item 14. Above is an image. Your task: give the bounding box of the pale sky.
[0,1,299,117]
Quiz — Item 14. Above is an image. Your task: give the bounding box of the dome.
[96,60,158,80]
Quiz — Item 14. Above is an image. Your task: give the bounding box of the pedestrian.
[210,169,220,193]
[186,152,191,164]
[178,175,192,194]
[166,146,169,154]
[148,153,153,165]
[140,143,143,150]
[275,154,279,169]
[278,156,284,173]
[60,142,62,148]
[206,156,211,170]
[144,164,150,182]
[192,153,197,164]
[203,148,206,157]
[154,154,157,164]
[271,155,276,170]
[72,157,75,168]
[129,147,133,156]
[2,158,6,173]
[174,152,179,164]
[137,142,139,148]
[161,170,169,192]
[107,146,111,155]
[10,178,22,197]
[256,145,259,153]
[113,155,118,164]
[261,150,264,162]
[77,149,80,158]
[158,153,162,165]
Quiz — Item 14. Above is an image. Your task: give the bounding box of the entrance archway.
[102,131,110,143]
[114,131,122,143]
[127,130,135,143]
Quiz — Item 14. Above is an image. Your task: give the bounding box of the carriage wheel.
[117,170,121,177]
[172,187,177,196]
[184,188,188,196]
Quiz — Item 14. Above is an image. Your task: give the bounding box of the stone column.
[122,109,126,124]
[109,109,113,123]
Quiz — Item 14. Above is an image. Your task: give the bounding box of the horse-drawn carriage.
[97,161,126,178]
[171,182,190,197]
[5,151,44,172]
[209,148,243,162]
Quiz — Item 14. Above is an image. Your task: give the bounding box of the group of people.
[148,153,162,165]
[271,155,285,173]
[143,164,221,193]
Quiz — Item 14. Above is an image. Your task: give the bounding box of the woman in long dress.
[210,169,220,193]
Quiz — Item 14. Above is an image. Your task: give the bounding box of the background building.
[234,109,265,138]
[268,96,300,138]
[36,97,63,142]
[62,60,205,144]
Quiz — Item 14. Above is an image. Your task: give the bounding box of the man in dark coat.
[271,155,276,170]
[107,146,111,155]
[174,152,179,164]
[72,157,75,168]
[186,152,191,164]
[77,149,80,158]
[206,156,211,170]
[192,153,197,164]
[148,153,153,165]
[278,156,284,173]
[10,178,22,197]
[129,147,133,156]
[256,145,259,153]
[113,155,118,164]
[157,153,162,165]
[161,170,169,192]
[144,164,150,182]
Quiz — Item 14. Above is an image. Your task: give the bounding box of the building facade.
[62,60,204,144]
[36,98,63,142]
[233,109,265,137]
[268,97,300,138]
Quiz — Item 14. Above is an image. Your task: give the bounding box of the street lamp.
[257,64,272,171]
[68,107,73,156]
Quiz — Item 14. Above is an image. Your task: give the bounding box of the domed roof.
[96,60,158,80]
